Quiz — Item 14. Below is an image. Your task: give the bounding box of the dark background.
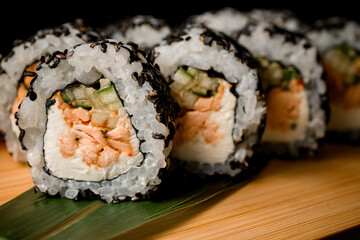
[0,1,359,57]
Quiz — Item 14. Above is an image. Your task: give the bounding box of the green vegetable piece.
[282,68,298,81]
[97,84,115,94]
[73,99,92,108]
[61,90,73,104]
[97,84,123,109]
[337,44,357,61]
[179,66,194,78]
[192,87,212,97]
[254,56,269,68]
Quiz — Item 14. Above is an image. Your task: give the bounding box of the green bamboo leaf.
[0,158,268,240]
[0,189,101,240]
[45,178,236,240]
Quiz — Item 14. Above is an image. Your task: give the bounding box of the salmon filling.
[322,45,360,131]
[43,79,143,181]
[170,67,236,164]
[255,57,309,142]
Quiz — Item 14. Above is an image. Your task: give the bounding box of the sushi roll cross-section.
[307,18,360,141]
[322,44,360,132]
[235,22,328,157]
[150,26,266,177]
[16,40,175,203]
[0,20,99,162]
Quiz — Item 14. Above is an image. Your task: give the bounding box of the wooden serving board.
[1,141,360,239]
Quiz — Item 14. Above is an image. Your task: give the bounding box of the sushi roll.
[149,25,266,177]
[235,22,328,157]
[307,18,360,142]
[185,7,250,36]
[0,20,99,162]
[101,15,171,52]
[16,40,175,202]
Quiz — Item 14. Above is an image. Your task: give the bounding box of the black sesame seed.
[23,71,36,77]
[303,43,312,49]
[131,72,138,80]
[19,129,27,150]
[28,90,37,101]
[49,58,60,69]
[112,42,120,52]
[67,50,75,58]
[152,133,165,139]
[46,99,56,109]
[137,74,146,86]
[55,53,66,59]
[36,64,42,71]
[100,42,108,53]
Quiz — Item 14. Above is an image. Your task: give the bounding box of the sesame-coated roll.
[101,15,171,52]
[185,7,250,36]
[0,20,99,162]
[149,25,266,177]
[235,22,328,157]
[16,40,175,203]
[307,18,360,143]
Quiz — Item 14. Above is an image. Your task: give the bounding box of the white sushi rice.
[248,8,302,33]
[187,8,302,38]
[307,18,360,54]
[152,26,266,176]
[102,15,171,51]
[186,7,250,36]
[237,21,327,157]
[0,22,96,162]
[17,41,173,203]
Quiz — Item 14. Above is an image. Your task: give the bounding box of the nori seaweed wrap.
[16,40,175,203]
[307,17,360,143]
[235,21,328,157]
[0,20,99,162]
[149,25,266,177]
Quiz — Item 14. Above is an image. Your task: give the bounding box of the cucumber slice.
[61,86,92,108]
[72,99,92,108]
[282,68,299,81]
[61,89,73,104]
[198,76,215,90]
[72,85,87,99]
[179,67,194,78]
[254,56,269,68]
[99,78,112,90]
[170,81,185,94]
[174,67,194,86]
[192,87,211,97]
[337,44,357,61]
[59,80,124,110]
[86,88,105,109]
[186,67,198,76]
[181,90,199,108]
[97,85,123,110]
